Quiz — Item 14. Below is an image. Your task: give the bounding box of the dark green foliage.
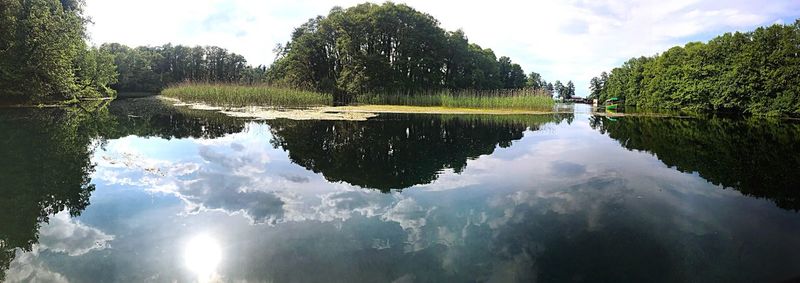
[565,81,575,99]
[526,71,550,94]
[588,72,607,100]
[498,56,527,89]
[100,43,265,93]
[74,47,118,97]
[553,80,563,99]
[267,3,554,98]
[594,20,800,115]
[553,80,575,100]
[0,0,116,102]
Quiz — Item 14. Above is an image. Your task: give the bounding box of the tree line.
[1,1,577,103]
[590,20,800,115]
[0,0,265,101]
[266,2,563,99]
[0,0,116,102]
[100,43,266,93]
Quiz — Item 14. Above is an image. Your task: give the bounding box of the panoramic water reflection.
[1,99,800,282]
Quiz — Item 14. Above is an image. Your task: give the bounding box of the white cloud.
[38,212,115,256]
[6,213,113,282]
[5,248,69,283]
[86,0,798,96]
[315,190,396,221]
[415,168,479,191]
[382,198,431,252]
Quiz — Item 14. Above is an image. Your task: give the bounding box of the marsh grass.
[357,89,554,110]
[437,112,572,127]
[161,83,333,107]
[162,83,554,110]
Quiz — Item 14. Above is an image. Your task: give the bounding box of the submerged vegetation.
[161,83,332,107]
[590,20,800,116]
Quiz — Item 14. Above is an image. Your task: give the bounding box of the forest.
[0,0,116,102]
[0,0,261,101]
[589,20,800,115]
[99,43,266,93]
[0,1,570,104]
[265,2,565,99]
[8,0,798,113]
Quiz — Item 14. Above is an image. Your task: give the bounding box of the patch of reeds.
[161,83,333,107]
[162,83,554,110]
[357,89,554,110]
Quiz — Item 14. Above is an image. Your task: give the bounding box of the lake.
[2,98,799,282]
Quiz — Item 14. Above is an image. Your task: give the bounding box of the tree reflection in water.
[4,98,800,281]
[0,106,105,279]
[267,113,572,191]
[0,98,247,280]
[591,115,800,210]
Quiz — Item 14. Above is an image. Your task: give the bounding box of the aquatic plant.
[357,89,554,110]
[161,83,333,107]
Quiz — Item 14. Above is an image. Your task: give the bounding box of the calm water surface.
[2,99,799,282]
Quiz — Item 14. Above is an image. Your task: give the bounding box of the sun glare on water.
[184,234,222,282]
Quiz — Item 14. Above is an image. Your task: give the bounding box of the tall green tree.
[527,72,544,89]
[74,47,117,98]
[0,0,115,102]
[565,80,576,99]
[267,3,540,99]
[554,80,564,99]
[594,20,800,115]
[101,43,258,93]
[589,76,603,100]
[498,56,527,89]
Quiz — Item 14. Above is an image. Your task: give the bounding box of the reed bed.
[357,89,554,110]
[162,83,554,111]
[437,112,571,128]
[161,83,333,107]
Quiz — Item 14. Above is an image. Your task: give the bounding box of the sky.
[85,0,800,97]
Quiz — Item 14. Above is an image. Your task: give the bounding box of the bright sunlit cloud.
[85,0,800,96]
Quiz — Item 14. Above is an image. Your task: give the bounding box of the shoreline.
[4,96,797,121]
[324,104,569,115]
[160,96,571,121]
[0,97,115,109]
[159,96,800,121]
